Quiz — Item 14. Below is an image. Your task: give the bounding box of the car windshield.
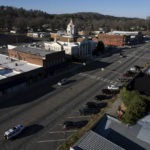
[12,127,17,130]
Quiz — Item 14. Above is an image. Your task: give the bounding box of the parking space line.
[79,72,119,85]
[38,139,66,143]
[67,116,90,119]
[49,130,77,134]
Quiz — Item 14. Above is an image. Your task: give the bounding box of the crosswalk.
[79,73,118,85]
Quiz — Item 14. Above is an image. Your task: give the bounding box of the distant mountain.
[0,6,146,33]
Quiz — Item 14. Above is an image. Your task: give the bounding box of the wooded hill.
[0,6,146,33]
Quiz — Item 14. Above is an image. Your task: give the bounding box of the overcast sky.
[0,0,150,18]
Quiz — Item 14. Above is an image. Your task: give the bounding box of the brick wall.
[50,33,60,39]
[98,34,127,46]
[8,49,43,66]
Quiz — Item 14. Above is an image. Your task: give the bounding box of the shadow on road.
[81,61,112,72]
[13,124,44,140]
[0,60,111,109]
[0,86,55,109]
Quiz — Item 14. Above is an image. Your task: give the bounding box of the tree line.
[0,6,148,33]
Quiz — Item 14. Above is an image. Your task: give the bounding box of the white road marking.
[49,130,77,134]
[79,73,118,84]
[67,116,90,119]
[38,139,66,143]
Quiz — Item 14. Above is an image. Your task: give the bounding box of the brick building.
[8,43,66,68]
[98,34,128,46]
[0,43,66,97]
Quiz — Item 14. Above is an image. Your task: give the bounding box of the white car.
[4,125,24,140]
[108,85,119,90]
[57,78,68,86]
[130,67,136,72]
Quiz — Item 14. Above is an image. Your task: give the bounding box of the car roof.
[4,125,24,135]
[4,129,14,135]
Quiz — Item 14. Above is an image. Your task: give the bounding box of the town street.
[0,42,150,150]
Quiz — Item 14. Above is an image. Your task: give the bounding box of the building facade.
[98,34,128,46]
[47,19,97,58]
[8,43,66,68]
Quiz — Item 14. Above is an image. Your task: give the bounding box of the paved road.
[0,42,150,150]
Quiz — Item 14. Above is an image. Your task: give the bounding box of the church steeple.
[67,19,77,37]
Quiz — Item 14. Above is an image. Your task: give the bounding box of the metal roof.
[72,130,124,150]
[94,115,150,150]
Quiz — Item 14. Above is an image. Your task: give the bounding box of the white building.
[44,40,63,51]
[44,19,96,58]
[33,32,40,38]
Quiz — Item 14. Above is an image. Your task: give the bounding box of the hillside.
[0,6,146,32]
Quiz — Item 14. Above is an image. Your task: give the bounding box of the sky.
[0,0,150,19]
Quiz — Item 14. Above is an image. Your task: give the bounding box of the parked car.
[130,67,137,72]
[86,102,99,109]
[134,65,141,70]
[4,125,24,140]
[57,78,68,86]
[118,78,130,82]
[108,85,119,90]
[79,108,99,115]
[86,102,107,109]
[102,89,119,95]
[94,95,111,101]
[123,72,133,78]
[63,120,88,129]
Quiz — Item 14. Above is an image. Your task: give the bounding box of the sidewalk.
[106,96,122,117]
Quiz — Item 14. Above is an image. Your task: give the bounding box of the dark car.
[86,102,99,109]
[127,71,136,75]
[123,73,132,78]
[86,102,107,109]
[79,108,99,115]
[102,89,112,95]
[98,102,107,108]
[134,65,141,70]
[123,71,136,77]
[118,78,130,82]
[94,95,110,101]
[63,120,88,129]
[102,89,119,95]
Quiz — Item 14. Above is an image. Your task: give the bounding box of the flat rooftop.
[9,42,58,57]
[108,31,140,36]
[0,54,41,80]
